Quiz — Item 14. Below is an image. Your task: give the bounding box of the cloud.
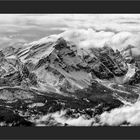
[31,103,140,126]
[32,102,140,126]
[2,14,140,33]
[1,14,140,54]
[34,110,95,126]
[0,36,26,49]
[59,28,114,49]
[58,28,140,57]
[100,101,140,126]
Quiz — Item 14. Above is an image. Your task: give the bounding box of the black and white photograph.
[0,14,140,127]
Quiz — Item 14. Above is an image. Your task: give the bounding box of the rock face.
[20,37,131,89]
[0,34,140,126]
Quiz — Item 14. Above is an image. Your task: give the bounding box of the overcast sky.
[0,14,140,49]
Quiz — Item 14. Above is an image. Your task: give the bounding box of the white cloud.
[34,110,95,126]
[57,28,140,57]
[100,100,140,126]
[1,14,140,53]
[1,14,140,32]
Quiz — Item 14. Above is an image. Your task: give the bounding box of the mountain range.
[0,30,140,126]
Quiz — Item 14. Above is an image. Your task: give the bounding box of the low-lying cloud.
[100,101,140,126]
[33,102,140,126]
[34,110,95,126]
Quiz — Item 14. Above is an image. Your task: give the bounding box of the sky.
[1,14,140,50]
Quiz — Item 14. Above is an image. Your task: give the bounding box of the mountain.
[0,31,140,126]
